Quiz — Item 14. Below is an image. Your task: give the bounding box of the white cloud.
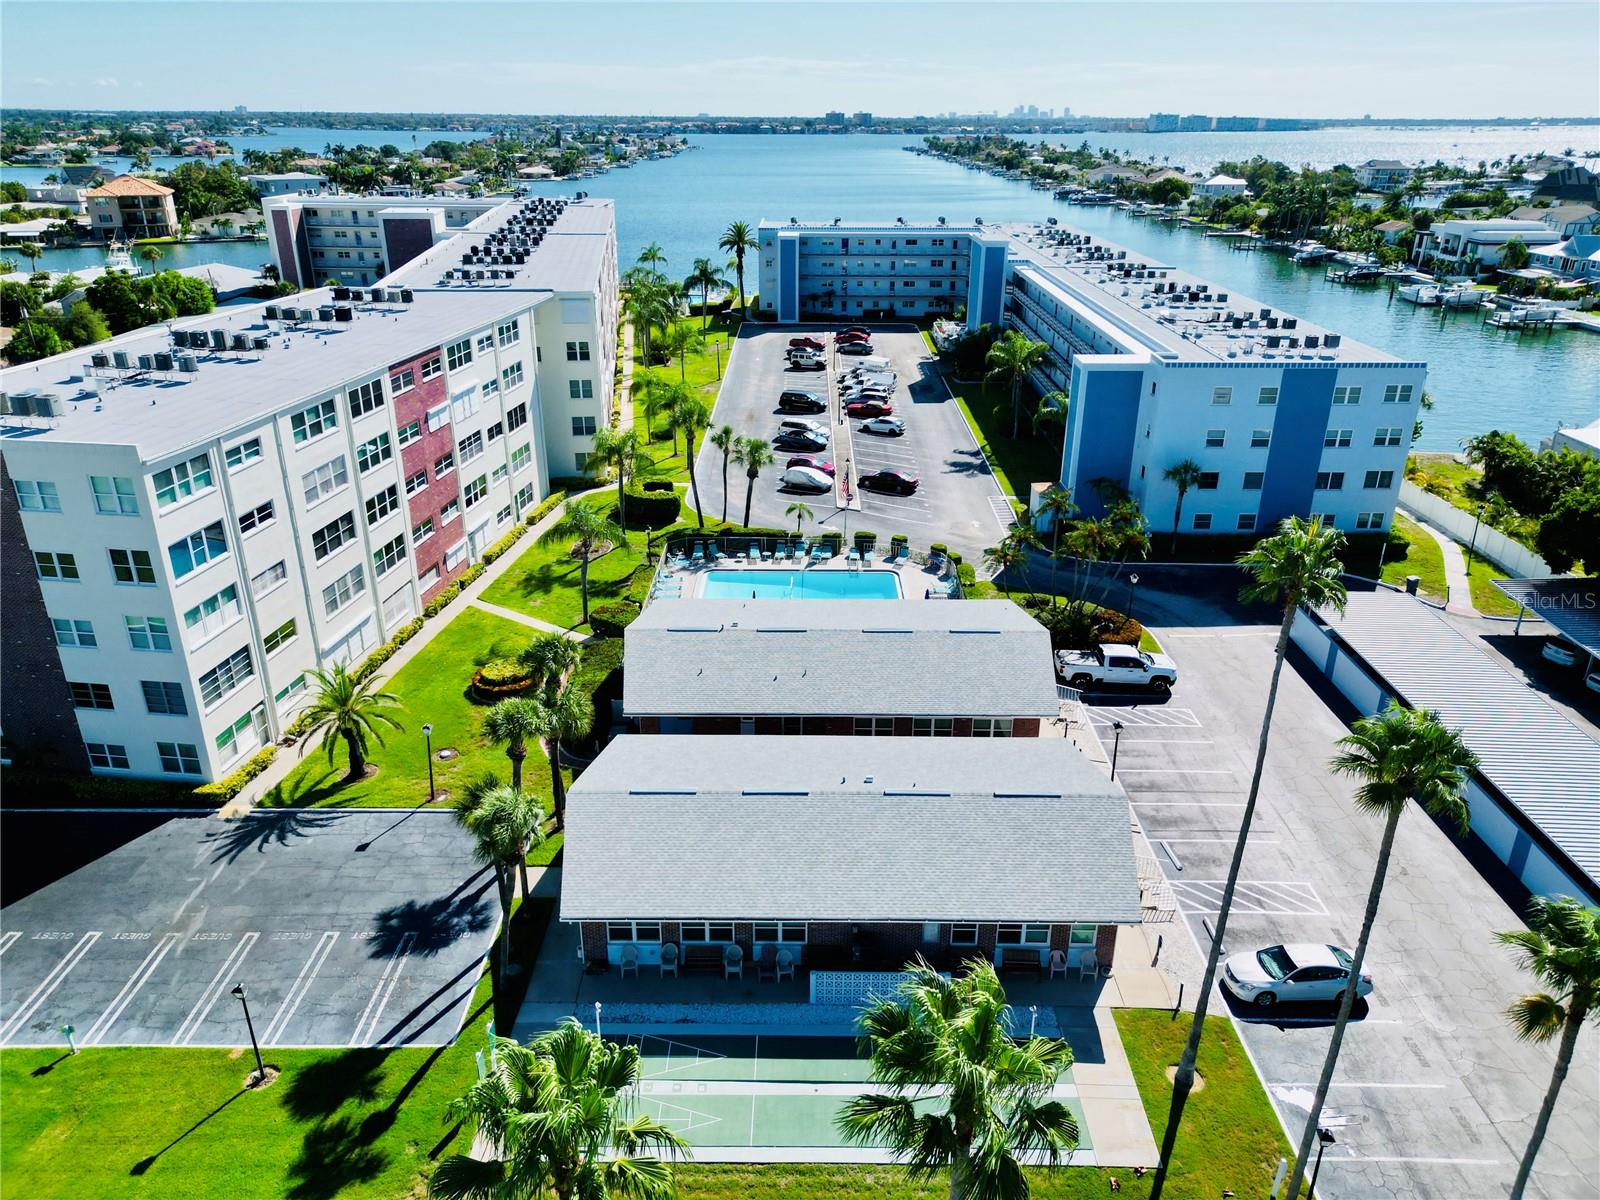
[94,77,118,88]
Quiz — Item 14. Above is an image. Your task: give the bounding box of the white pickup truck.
[1056,643,1178,693]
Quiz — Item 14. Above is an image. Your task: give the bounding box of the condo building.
[758,218,1424,535]
[262,192,507,288]
[1,196,617,782]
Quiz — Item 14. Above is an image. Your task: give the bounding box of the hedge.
[0,769,203,809]
[956,562,977,589]
[618,487,681,529]
[587,602,639,638]
[192,745,278,802]
[641,479,675,493]
[471,658,534,700]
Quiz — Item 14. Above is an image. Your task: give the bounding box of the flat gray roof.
[623,598,1059,718]
[560,735,1142,924]
[1492,578,1600,658]
[386,196,614,295]
[1317,592,1600,891]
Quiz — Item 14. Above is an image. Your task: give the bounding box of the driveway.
[697,325,1012,558]
[1097,584,1600,1200]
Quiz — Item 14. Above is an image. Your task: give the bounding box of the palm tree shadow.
[285,1114,390,1200]
[203,808,347,865]
[367,880,495,959]
[281,1048,391,1121]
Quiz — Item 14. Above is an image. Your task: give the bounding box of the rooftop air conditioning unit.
[231,333,251,351]
[1216,293,1228,303]
[334,306,353,322]
[1266,335,1281,348]
[332,286,351,301]
[154,352,174,371]
[252,336,271,351]
[350,288,366,302]
[33,394,58,418]
[112,351,131,370]
[400,288,414,303]
[1305,335,1320,349]
[1265,317,1279,329]
[264,305,281,321]
[211,330,229,349]
[91,352,111,369]
[1324,334,1341,348]
[1282,318,1297,330]
[138,354,155,370]
[318,306,335,321]
[178,355,199,372]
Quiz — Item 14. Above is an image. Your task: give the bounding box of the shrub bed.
[471,658,533,700]
[192,745,278,802]
[618,487,682,529]
[1018,596,1145,650]
[587,602,639,638]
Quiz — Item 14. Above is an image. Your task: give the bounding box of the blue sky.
[4,1,1597,118]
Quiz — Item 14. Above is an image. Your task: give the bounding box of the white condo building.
[1,196,617,782]
[758,218,1424,534]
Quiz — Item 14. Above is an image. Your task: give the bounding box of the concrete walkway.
[615,321,636,434]
[1400,505,1477,614]
[470,597,582,638]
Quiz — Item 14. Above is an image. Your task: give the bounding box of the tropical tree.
[451,779,544,977]
[668,391,712,528]
[537,503,626,626]
[984,526,1040,594]
[1035,484,1078,565]
[637,241,666,275]
[661,320,703,385]
[682,256,728,331]
[1500,236,1531,272]
[15,242,44,275]
[837,958,1079,1199]
[718,219,758,313]
[736,436,775,528]
[298,663,404,780]
[709,424,737,524]
[432,1019,688,1200]
[627,277,677,367]
[1285,704,1476,1199]
[586,426,637,527]
[1151,516,1348,1200]
[483,697,544,795]
[213,216,235,238]
[1162,459,1204,556]
[520,631,582,702]
[1495,898,1600,1200]
[136,244,166,274]
[535,682,593,830]
[1033,389,1068,436]
[785,501,813,534]
[985,329,1049,440]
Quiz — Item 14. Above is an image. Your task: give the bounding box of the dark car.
[774,430,827,452]
[778,390,826,413]
[837,341,875,356]
[835,330,870,344]
[787,454,836,476]
[845,399,894,417]
[840,326,871,337]
[859,469,919,495]
[789,336,825,350]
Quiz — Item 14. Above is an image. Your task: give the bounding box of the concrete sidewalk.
[1401,505,1477,614]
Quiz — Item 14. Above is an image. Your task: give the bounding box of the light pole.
[1308,1127,1336,1198]
[1465,504,1485,571]
[594,1001,603,1040]
[1110,720,1124,780]
[1124,571,1140,622]
[231,985,265,1085]
[422,723,435,803]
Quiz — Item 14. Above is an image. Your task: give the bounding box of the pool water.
[701,569,902,600]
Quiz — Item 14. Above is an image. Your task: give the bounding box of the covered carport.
[1493,577,1600,684]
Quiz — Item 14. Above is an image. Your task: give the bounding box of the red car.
[845,399,894,417]
[789,336,825,351]
[840,326,872,338]
[786,454,836,477]
[835,330,870,344]
[859,469,919,495]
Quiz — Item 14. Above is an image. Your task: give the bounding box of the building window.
[1383,384,1414,404]
[1237,513,1258,531]
[69,681,114,709]
[184,583,242,641]
[486,420,504,443]
[463,475,488,507]
[290,397,338,443]
[90,475,140,515]
[1374,427,1404,447]
[250,561,287,599]
[1197,472,1219,490]
[157,741,202,775]
[216,705,269,763]
[1356,512,1386,530]
[1332,386,1362,406]
[1257,386,1279,406]
[565,340,591,361]
[510,444,533,474]
[506,402,528,431]
[86,742,130,770]
[35,551,80,581]
[1069,924,1097,947]
[391,367,416,394]
[348,377,385,418]
[853,717,895,736]
[302,455,349,505]
[53,618,97,647]
[1192,513,1213,530]
[912,717,955,736]
[263,618,297,654]
[476,332,494,355]
[434,451,455,478]
[1211,386,1233,405]
[450,386,480,423]
[605,921,662,943]
[323,564,367,615]
[949,924,979,946]
[971,718,1014,738]
[419,355,442,381]
[356,433,393,474]
[141,680,187,716]
[515,483,535,512]
[225,437,262,470]
[996,924,1050,946]
[425,402,450,432]
[677,922,736,943]
[1242,471,1264,490]
[397,419,422,447]
[168,521,228,579]
[412,516,434,543]
[1250,429,1271,449]
[373,534,406,576]
[199,646,254,707]
[125,615,171,651]
[444,540,467,569]
[567,378,593,399]
[237,500,275,535]
[1204,429,1225,448]
[446,338,473,370]
[496,319,520,346]
[502,362,526,391]
[1315,471,1345,490]
[1324,428,1353,448]
[312,512,356,560]
[405,469,429,496]
[1364,470,1395,489]
[457,431,484,463]
[440,498,461,525]
[570,415,597,437]
[365,484,400,525]
[752,922,807,943]
[13,479,62,511]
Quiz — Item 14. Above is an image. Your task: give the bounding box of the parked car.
[786,454,835,477]
[789,336,824,350]
[835,330,870,344]
[1056,644,1178,693]
[858,469,919,495]
[779,417,828,438]
[843,365,896,381]
[778,390,826,414]
[774,429,828,452]
[780,466,834,493]
[847,355,896,373]
[787,356,826,372]
[859,415,906,437]
[841,378,895,396]
[846,399,894,417]
[1541,638,1580,667]
[1222,943,1372,1008]
[837,340,875,356]
[840,326,871,338]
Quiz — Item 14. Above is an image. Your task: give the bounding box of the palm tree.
[520,631,582,702]
[1285,704,1476,1199]
[710,424,737,524]
[136,244,166,274]
[736,436,775,528]
[432,1019,688,1200]
[718,220,758,313]
[1032,390,1067,436]
[637,241,666,274]
[837,958,1079,1198]
[683,257,728,331]
[15,242,44,275]
[482,697,543,795]
[1151,516,1348,1200]
[661,320,703,385]
[984,527,1039,594]
[628,279,677,367]
[668,392,712,529]
[1034,484,1078,587]
[785,501,813,534]
[451,779,544,977]
[298,664,404,781]
[536,683,593,830]
[537,503,626,626]
[985,329,1049,440]
[1161,459,1203,557]
[586,426,637,527]
[1495,898,1600,1200]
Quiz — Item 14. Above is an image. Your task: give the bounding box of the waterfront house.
[1374,219,1411,245]
[1509,203,1600,238]
[1528,234,1600,281]
[245,171,329,197]
[560,735,1142,973]
[1412,218,1562,275]
[1550,418,1600,460]
[1531,164,1600,204]
[84,175,178,242]
[1195,174,1249,199]
[1355,160,1414,191]
[1087,165,1144,186]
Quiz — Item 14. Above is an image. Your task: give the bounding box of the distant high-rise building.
[233,104,247,114]
[1178,113,1213,132]
[824,111,846,126]
[852,112,873,126]
[1147,113,1179,132]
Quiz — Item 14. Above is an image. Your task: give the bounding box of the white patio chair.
[1048,949,1068,980]
[659,942,679,978]
[620,944,639,979]
[775,948,796,983]
[1078,949,1098,982]
[723,943,744,980]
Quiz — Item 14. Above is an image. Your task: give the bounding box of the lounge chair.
[709,543,725,561]
[811,544,826,563]
[660,943,679,979]
[691,542,705,564]
[756,944,777,982]
[847,547,860,565]
[620,944,639,979]
[863,548,874,566]
[749,543,761,562]
[723,943,744,980]
[775,543,790,563]
[1078,950,1099,982]
[775,948,796,983]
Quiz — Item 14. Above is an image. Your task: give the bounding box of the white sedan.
[859,416,906,437]
[1222,943,1372,1008]
[779,465,834,493]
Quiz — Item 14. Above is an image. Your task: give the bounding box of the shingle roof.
[622,598,1060,718]
[560,735,1143,924]
[86,175,173,198]
[1316,592,1600,892]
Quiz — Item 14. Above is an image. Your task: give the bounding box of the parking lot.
[697,324,1013,557]
[1092,584,1600,1200]
[0,810,496,1048]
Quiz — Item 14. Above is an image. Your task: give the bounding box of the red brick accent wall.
[1012,718,1041,737]
[391,348,460,603]
[638,716,660,734]
[690,717,742,735]
[580,921,608,964]
[733,922,754,958]
[893,717,914,736]
[1095,924,1119,967]
[1048,924,1073,951]
[953,718,974,736]
[661,921,681,947]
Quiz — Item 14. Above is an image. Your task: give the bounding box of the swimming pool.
[700,569,903,600]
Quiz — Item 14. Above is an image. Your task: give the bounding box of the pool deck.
[648,549,959,602]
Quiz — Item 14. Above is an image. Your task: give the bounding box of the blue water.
[701,568,902,600]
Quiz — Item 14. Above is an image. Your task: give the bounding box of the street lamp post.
[1465,505,1485,571]
[1110,720,1125,780]
[231,985,265,1085]
[422,723,435,804]
[1125,571,1140,622]
[1308,1127,1337,1198]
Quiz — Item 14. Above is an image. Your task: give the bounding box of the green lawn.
[262,606,554,810]
[1376,513,1448,601]
[940,373,1061,502]
[1465,552,1520,616]
[1407,451,1482,510]
[633,312,740,487]
[478,499,651,631]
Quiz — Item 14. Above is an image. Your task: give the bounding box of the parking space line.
[1273,1081,1449,1089]
[1172,880,1328,916]
[987,495,1016,531]
[1087,708,1203,728]
[171,931,258,1045]
[0,932,102,1045]
[1132,800,1248,807]
[264,931,339,1044]
[0,931,20,957]
[350,931,416,1046]
[84,932,180,1045]
[1114,768,1233,774]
